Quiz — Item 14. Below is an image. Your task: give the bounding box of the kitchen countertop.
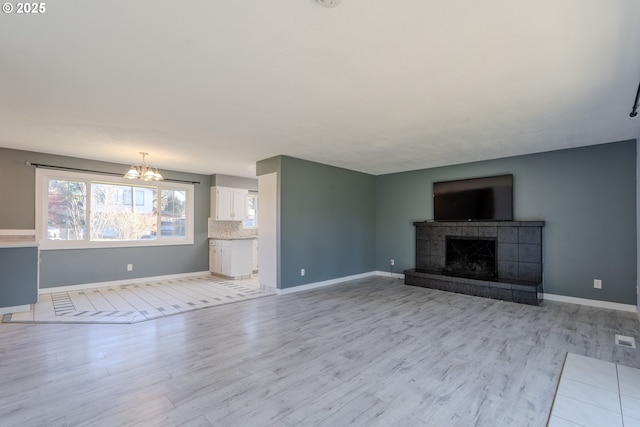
[0,241,39,248]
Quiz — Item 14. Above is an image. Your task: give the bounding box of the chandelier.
[124,152,164,181]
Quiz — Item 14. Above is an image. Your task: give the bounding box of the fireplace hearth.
[405,221,544,305]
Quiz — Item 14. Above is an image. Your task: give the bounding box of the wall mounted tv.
[433,174,513,221]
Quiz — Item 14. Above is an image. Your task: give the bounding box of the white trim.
[374,271,405,279]
[0,230,36,236]
[35,168,195,250]
[0,304,30,315]
[543,293,637,312]
[274,271,378,295]
[39,271,210,294]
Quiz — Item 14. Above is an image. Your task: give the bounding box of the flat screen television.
[433,174,513,221]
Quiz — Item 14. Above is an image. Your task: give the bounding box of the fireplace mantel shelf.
[413,220,545,227]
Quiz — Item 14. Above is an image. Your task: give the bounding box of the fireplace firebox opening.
[445,236,497,279]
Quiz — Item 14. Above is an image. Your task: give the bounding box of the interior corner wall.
[376,140,637,305]
[279,156,376,289]
[0,147,210,288]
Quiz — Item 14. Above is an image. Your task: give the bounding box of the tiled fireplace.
[404,221,544,305]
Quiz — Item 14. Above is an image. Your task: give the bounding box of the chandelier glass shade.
[124,152,164,181]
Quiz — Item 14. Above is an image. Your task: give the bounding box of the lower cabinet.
[209,239,253,279]
[252,239,258,273]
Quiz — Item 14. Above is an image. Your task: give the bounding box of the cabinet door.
[218,242,231,275]
[252,239,258,272]
[210,242,221,274]
[216,244,222,274]
[209,244,215,273]
[212,187,234,220]
[232,189,248,220]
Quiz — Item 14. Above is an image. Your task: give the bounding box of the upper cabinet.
[211,186,248,221]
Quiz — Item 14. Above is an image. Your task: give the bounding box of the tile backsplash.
[208,219,258,239]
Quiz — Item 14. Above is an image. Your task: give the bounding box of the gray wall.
[273,156,376,289]
[376,140,637,305]
[0,147,210,288]
[211,174,258,191]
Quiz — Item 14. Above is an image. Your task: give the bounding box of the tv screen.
[433,174,513,221]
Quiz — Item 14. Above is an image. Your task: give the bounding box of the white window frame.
[242,192,258,229]
[36,168,194,250]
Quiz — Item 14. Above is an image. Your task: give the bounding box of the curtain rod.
[27,162,201,185]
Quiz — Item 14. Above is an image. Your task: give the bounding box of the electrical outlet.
[301,268,305,276]
[594,279,602,289]
[390,259,395,266]
[127,264,133,272]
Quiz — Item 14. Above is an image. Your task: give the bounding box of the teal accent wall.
[376,140,637,305]
[0,147,210,288]
[278,156,376,288]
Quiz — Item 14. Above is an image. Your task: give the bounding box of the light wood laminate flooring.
[0,276,638,426]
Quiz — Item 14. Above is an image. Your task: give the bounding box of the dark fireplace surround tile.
[405,221,544,305]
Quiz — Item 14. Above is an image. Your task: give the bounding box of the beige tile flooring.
[2,274,272,324]
[549,353,640,427]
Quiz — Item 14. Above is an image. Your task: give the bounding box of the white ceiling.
[1,0,639,178]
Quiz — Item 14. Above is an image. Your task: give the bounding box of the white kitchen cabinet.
[210,186,248,221]
[209,239,253,279]
[252,238,258,273]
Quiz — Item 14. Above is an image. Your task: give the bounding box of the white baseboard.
[44,271,637,315]
[39,271,211,294]
[543,293,638,313]
[274,271,380,295]
[374,271,405,279]
[0,304,30,315]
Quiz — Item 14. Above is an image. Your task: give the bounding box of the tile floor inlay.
[548,352,640,427]
[2,274,273,324]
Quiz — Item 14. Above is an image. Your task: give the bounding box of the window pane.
[160,189,186,239]
[90,183,158,241]
[243,194,257,229]
[40,168,193,248]
[47,179,86,240]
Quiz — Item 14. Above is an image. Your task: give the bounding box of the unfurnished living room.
[1,1,640,426]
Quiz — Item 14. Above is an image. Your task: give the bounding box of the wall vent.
[615,334,636,349]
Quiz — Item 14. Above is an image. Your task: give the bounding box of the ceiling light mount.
[124,152,164,181]
[317,0,341,8]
